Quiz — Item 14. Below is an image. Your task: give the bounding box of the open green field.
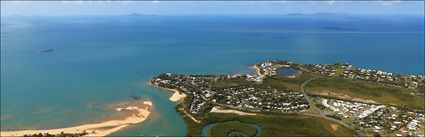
[182,110,354,137]
[262,73,318,91]
[305,76,425,110]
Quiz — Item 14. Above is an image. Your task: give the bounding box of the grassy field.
[305,76,425,110]
[262,73,318,91]
[183,111,354,137]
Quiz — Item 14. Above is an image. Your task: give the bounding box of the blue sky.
[1,1,424,16]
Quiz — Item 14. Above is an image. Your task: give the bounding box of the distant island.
[286,12,348,16]
[126,13,156,16]
[150,60,425,137]
[39,49,57,53]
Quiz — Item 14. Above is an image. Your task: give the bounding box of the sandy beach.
[148,80,187,102]
[169,91,187,102]
[252,65,266,77]
[210,106,257,116]
[1,101,153,137]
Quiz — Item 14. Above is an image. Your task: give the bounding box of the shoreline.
[148,79,201,124]
[147,80,186,102]
[210,106,257,116]
[1,101,153,137]
[252,64,266,78]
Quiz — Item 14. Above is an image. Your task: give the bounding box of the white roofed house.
[408,81,418,89]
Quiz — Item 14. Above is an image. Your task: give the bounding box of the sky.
[1,1,424,16]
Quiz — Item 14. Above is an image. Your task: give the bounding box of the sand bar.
[210,106,257,116]
[1,101,153,137]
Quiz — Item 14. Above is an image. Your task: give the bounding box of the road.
[299,78,367,137]
[300,78,324,116]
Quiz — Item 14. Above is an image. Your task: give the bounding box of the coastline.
[148,79,202,124]
[1,101,153,137]
[170,91,187,102]
[252,64,265,78]
[210,106,257,116]
[147,80,186,102]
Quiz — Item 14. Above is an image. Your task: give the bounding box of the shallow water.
[1,15,423,136]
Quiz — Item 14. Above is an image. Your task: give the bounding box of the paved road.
[299,78,367,137]
[300,78,324,116]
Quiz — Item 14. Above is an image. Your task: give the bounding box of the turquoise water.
[1,15,424,136]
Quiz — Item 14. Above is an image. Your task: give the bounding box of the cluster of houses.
[317,98,424,136]
[188,94,206,115]
[212,87,309,112]
[152,73,218,115]
[320,98,385,119]
[305,63,425,92]
[152,72,311,116]
[305,64,342,77]
[255,60,294,77]
[361,106,425,137]
[254,60,424,93]
[151,61,424,136]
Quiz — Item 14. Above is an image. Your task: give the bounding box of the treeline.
[23,132,88,137]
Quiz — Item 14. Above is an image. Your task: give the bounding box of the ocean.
[1,14,424,136]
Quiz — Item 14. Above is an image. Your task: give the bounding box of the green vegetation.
[210,73,318,91]
[181,107,354,137]
[23,132,88,137]
[211,78,255,90]
[157,60,425,137]
[208,121,257,137]
[316,103,326,110]
[305,76,424,110]
[326,114,343,120]
[263,73,318,90]
[334,69,344,76]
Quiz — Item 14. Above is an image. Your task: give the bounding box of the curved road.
[299,78,366,137]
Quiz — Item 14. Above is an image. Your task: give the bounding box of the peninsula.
[150,60,425,137]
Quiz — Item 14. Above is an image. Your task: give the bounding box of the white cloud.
[61,1,99,5]
[379,1,400,6]
[61,1,133,5]
[152,0,160,4]
[325,1,351,5]
[120,1,134,5]
[61,1,82,4]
